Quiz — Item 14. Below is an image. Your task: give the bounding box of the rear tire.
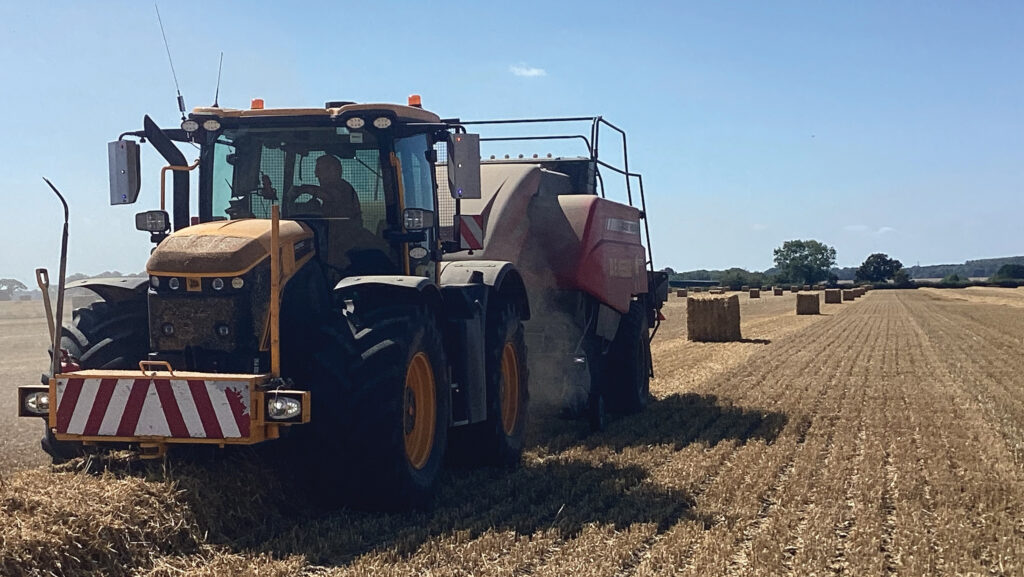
[604,299,651,415]
[42,298,149,463]
[306,307,448,510]
[449,304,528,468]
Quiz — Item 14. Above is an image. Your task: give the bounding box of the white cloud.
[510,63,547,77]
[875,226,895,235]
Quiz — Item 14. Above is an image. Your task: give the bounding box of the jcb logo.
[186,278,202,292]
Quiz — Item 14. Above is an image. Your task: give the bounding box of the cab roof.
[189,102,442,124]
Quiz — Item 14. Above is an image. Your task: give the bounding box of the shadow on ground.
[531,392,788,454]
[50,391,783,568]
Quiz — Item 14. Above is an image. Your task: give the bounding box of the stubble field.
[1,289,1022,576]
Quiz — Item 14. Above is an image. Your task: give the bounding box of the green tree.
[855,253,904,283]
[993,263,1024,280]
[772,240,837,285]
[893,269,912,287]
[0,278,27,301]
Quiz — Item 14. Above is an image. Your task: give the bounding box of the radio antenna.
[155,4,187,121]
[213,52,223,107]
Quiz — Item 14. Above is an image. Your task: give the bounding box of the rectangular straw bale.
[842,289,855,301]
[676,289,688,297]
[741,285,749,291]
[749,288,760,298]
[687,295,742,342]
[824,288,842,304]
[803,284,811,291]
[790,286,799,293]
[773,287,783,296]
[813,284,825,290]
[709,288,724,295]
[796,293,820,315]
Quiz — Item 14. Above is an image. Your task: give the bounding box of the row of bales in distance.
[674,284,866,299]
[683,285,869,341]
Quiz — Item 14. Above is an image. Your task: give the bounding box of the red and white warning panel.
[458,214,485,250]
[46,369,308,444]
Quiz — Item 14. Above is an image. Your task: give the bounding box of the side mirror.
[403,208,435,231]
[135,210,170,233]
[447,133,481,199]
[108,140,141,205]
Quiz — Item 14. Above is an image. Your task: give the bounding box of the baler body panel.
[451,163,648,313]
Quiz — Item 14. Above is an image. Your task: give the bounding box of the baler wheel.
[605,299,651,414]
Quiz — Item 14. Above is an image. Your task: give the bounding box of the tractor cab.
[115,100,479,286]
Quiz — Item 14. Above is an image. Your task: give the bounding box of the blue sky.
[1,1,1021,284]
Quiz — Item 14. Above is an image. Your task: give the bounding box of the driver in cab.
[285,154,362,222]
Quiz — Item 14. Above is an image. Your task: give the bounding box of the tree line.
[664,241,1024,290]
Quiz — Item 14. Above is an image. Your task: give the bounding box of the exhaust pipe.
[42,178,70,378]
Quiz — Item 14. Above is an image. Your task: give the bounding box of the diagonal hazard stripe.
[116,379,151,437]
[224,387,250,438]
[459,215,484,249]
[56,378,84,434]
[153,379,189,438]
[189,380,224,438]
[83,379,118,436]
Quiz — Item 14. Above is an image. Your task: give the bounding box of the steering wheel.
[283,185,325,217]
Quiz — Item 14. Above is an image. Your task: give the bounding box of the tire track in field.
[902,294,1024,465]
[624,298,876,576]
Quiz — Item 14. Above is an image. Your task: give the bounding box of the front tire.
[307,307,448,510]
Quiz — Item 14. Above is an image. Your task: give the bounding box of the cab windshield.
[208,126,389,233]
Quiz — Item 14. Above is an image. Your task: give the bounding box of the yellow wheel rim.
[500,342,520,436]
[404,352,436,470]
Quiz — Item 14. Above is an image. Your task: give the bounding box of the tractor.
[18,97,666,508]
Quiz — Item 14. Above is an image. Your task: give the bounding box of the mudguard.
[439,260,530,319]
[65,277,148,305]
[334,275,443,310]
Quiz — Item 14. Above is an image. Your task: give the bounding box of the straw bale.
[824,288,842,304]
[773,287,783,296]
[813,284,825,290]
[803,284,811,291]
[687,295,742,341]
[842,289,855,301]
[709,288,724,295]
[676,289,688,297]
[741,285,749,291]
[790,286,799,293]
[796,293,820,315]
[749,288,760,298]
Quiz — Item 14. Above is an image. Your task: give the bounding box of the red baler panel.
[557,196,648,313]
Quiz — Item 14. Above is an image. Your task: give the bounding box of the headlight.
[231,277,244,289]
[372,116,392,129]
[267,396,302,420]
[181,119,200,133]
[150,276,160,288]
[162,323,175,336]
[168,278,180,290]
[23,391,49,415]
[202,119,221,131]
[215,324,230,337]
[346,117,365,129]
[212,278,225,291]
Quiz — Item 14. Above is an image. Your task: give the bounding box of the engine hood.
[147,219,314,276]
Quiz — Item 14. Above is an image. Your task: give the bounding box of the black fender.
[439,261,530,320]
[334,275,443,312]
[65,277,148,305]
